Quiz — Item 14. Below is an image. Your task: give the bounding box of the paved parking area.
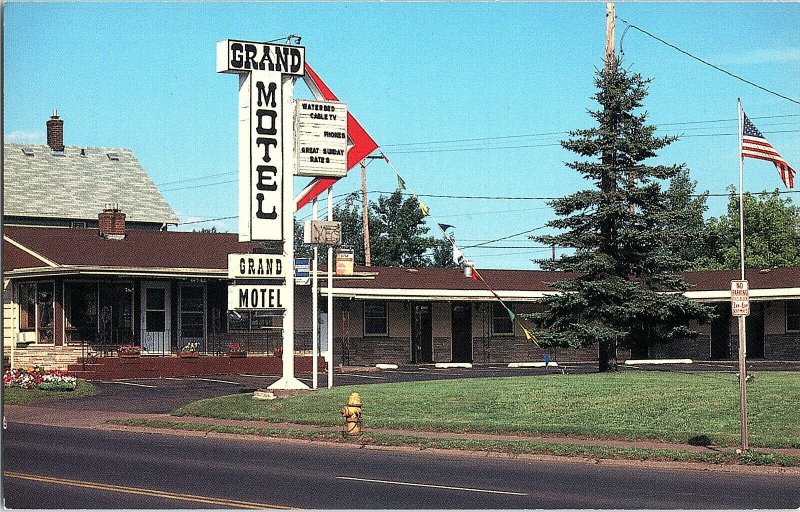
[16,360,798,415]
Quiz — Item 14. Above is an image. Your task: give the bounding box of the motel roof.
[4,225,799,301]
[321,265,800,302]
[3,226,261,279]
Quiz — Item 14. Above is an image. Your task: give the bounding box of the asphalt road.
[4,422,800,509]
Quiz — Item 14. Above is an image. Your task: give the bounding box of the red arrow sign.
[296,64,379,211]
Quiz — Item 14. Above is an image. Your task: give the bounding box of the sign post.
[218,39,308,390]
[731,279,749,451]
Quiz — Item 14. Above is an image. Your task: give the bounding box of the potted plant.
[226,342,247,358]
[117,345,141,358]
[178,341,200,358]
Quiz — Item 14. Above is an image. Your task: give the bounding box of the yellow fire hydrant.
[340,391,363,436]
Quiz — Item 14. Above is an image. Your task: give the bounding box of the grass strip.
[172,372,800,449]
[108,417,800,467]
[3,381,97,405]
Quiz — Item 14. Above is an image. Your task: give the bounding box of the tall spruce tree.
[532,61,713,371]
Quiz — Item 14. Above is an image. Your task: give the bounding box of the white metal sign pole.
[270,74,308,390]
[312,197,319,389]
[327,186,334,388]
[217,40,307,390]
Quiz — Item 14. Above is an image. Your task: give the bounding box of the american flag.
[741,112,795,189]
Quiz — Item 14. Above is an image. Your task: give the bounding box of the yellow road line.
[4,471,294,509]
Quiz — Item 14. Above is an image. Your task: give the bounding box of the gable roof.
[3,143,179,225]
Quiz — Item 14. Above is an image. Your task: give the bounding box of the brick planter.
[68,355,324,380]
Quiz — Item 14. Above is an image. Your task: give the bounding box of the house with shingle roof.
[4,113,178,230]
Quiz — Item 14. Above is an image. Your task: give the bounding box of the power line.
[617,16,800,105]
[461,226,549,249]
[382,130,569,147]
[374,190,800,201]
[158,171,235,187]
[179,215,236,226]
[162,179,237,193]
[381,115,800,148]
[157,117,800,190]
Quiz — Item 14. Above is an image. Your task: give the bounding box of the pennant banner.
[418,198,430,217]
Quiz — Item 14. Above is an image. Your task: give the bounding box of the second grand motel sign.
[217,39,347,389]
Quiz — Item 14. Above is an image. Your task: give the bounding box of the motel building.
[4,115,800,377]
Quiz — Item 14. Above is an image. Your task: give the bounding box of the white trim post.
[312,198,319,390]
[327,186,334,389]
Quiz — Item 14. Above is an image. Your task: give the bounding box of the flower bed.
[226,343,247,358]
[3,367,77,391]
[117,344,141,358]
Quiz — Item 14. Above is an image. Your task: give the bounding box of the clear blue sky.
[5,2,799,269]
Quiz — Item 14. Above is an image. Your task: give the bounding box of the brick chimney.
[46,110,64,152]
[98,204,126,240]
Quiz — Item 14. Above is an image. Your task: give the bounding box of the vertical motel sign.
[731,280,750,317]
[216,40,306,242]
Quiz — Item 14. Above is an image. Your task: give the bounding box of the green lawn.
[3,380,97,405]
[174,371,800,449]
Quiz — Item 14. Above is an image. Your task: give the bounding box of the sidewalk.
[6,403,800,460]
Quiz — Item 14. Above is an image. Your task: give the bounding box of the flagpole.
[737,98,749,452]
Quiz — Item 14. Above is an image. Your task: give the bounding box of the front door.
[141,282,171,355]
[451,303,473,363]
[411,303,433,364]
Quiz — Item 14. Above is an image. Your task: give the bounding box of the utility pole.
[597,0,619,372]
[605,2,615,69]
[361,160,371,267]
[606,2,635,215]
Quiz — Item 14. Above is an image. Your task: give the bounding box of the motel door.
[451,303,473,363]
[412,303,433,364]
[141,282,171,355]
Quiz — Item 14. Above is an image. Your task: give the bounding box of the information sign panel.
[228,284,287,310]
[336,248,354,276]
[228,254,288,280]
[216,39,306,242]
[303,220,342,245]
[295,100,348,177]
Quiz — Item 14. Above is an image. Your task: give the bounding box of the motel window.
[788,300,800,332]
[179,284,206,339]
[364,301,388,336]
[18,282,54,343]
[64,282,134,346]
[492,302,514,336]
